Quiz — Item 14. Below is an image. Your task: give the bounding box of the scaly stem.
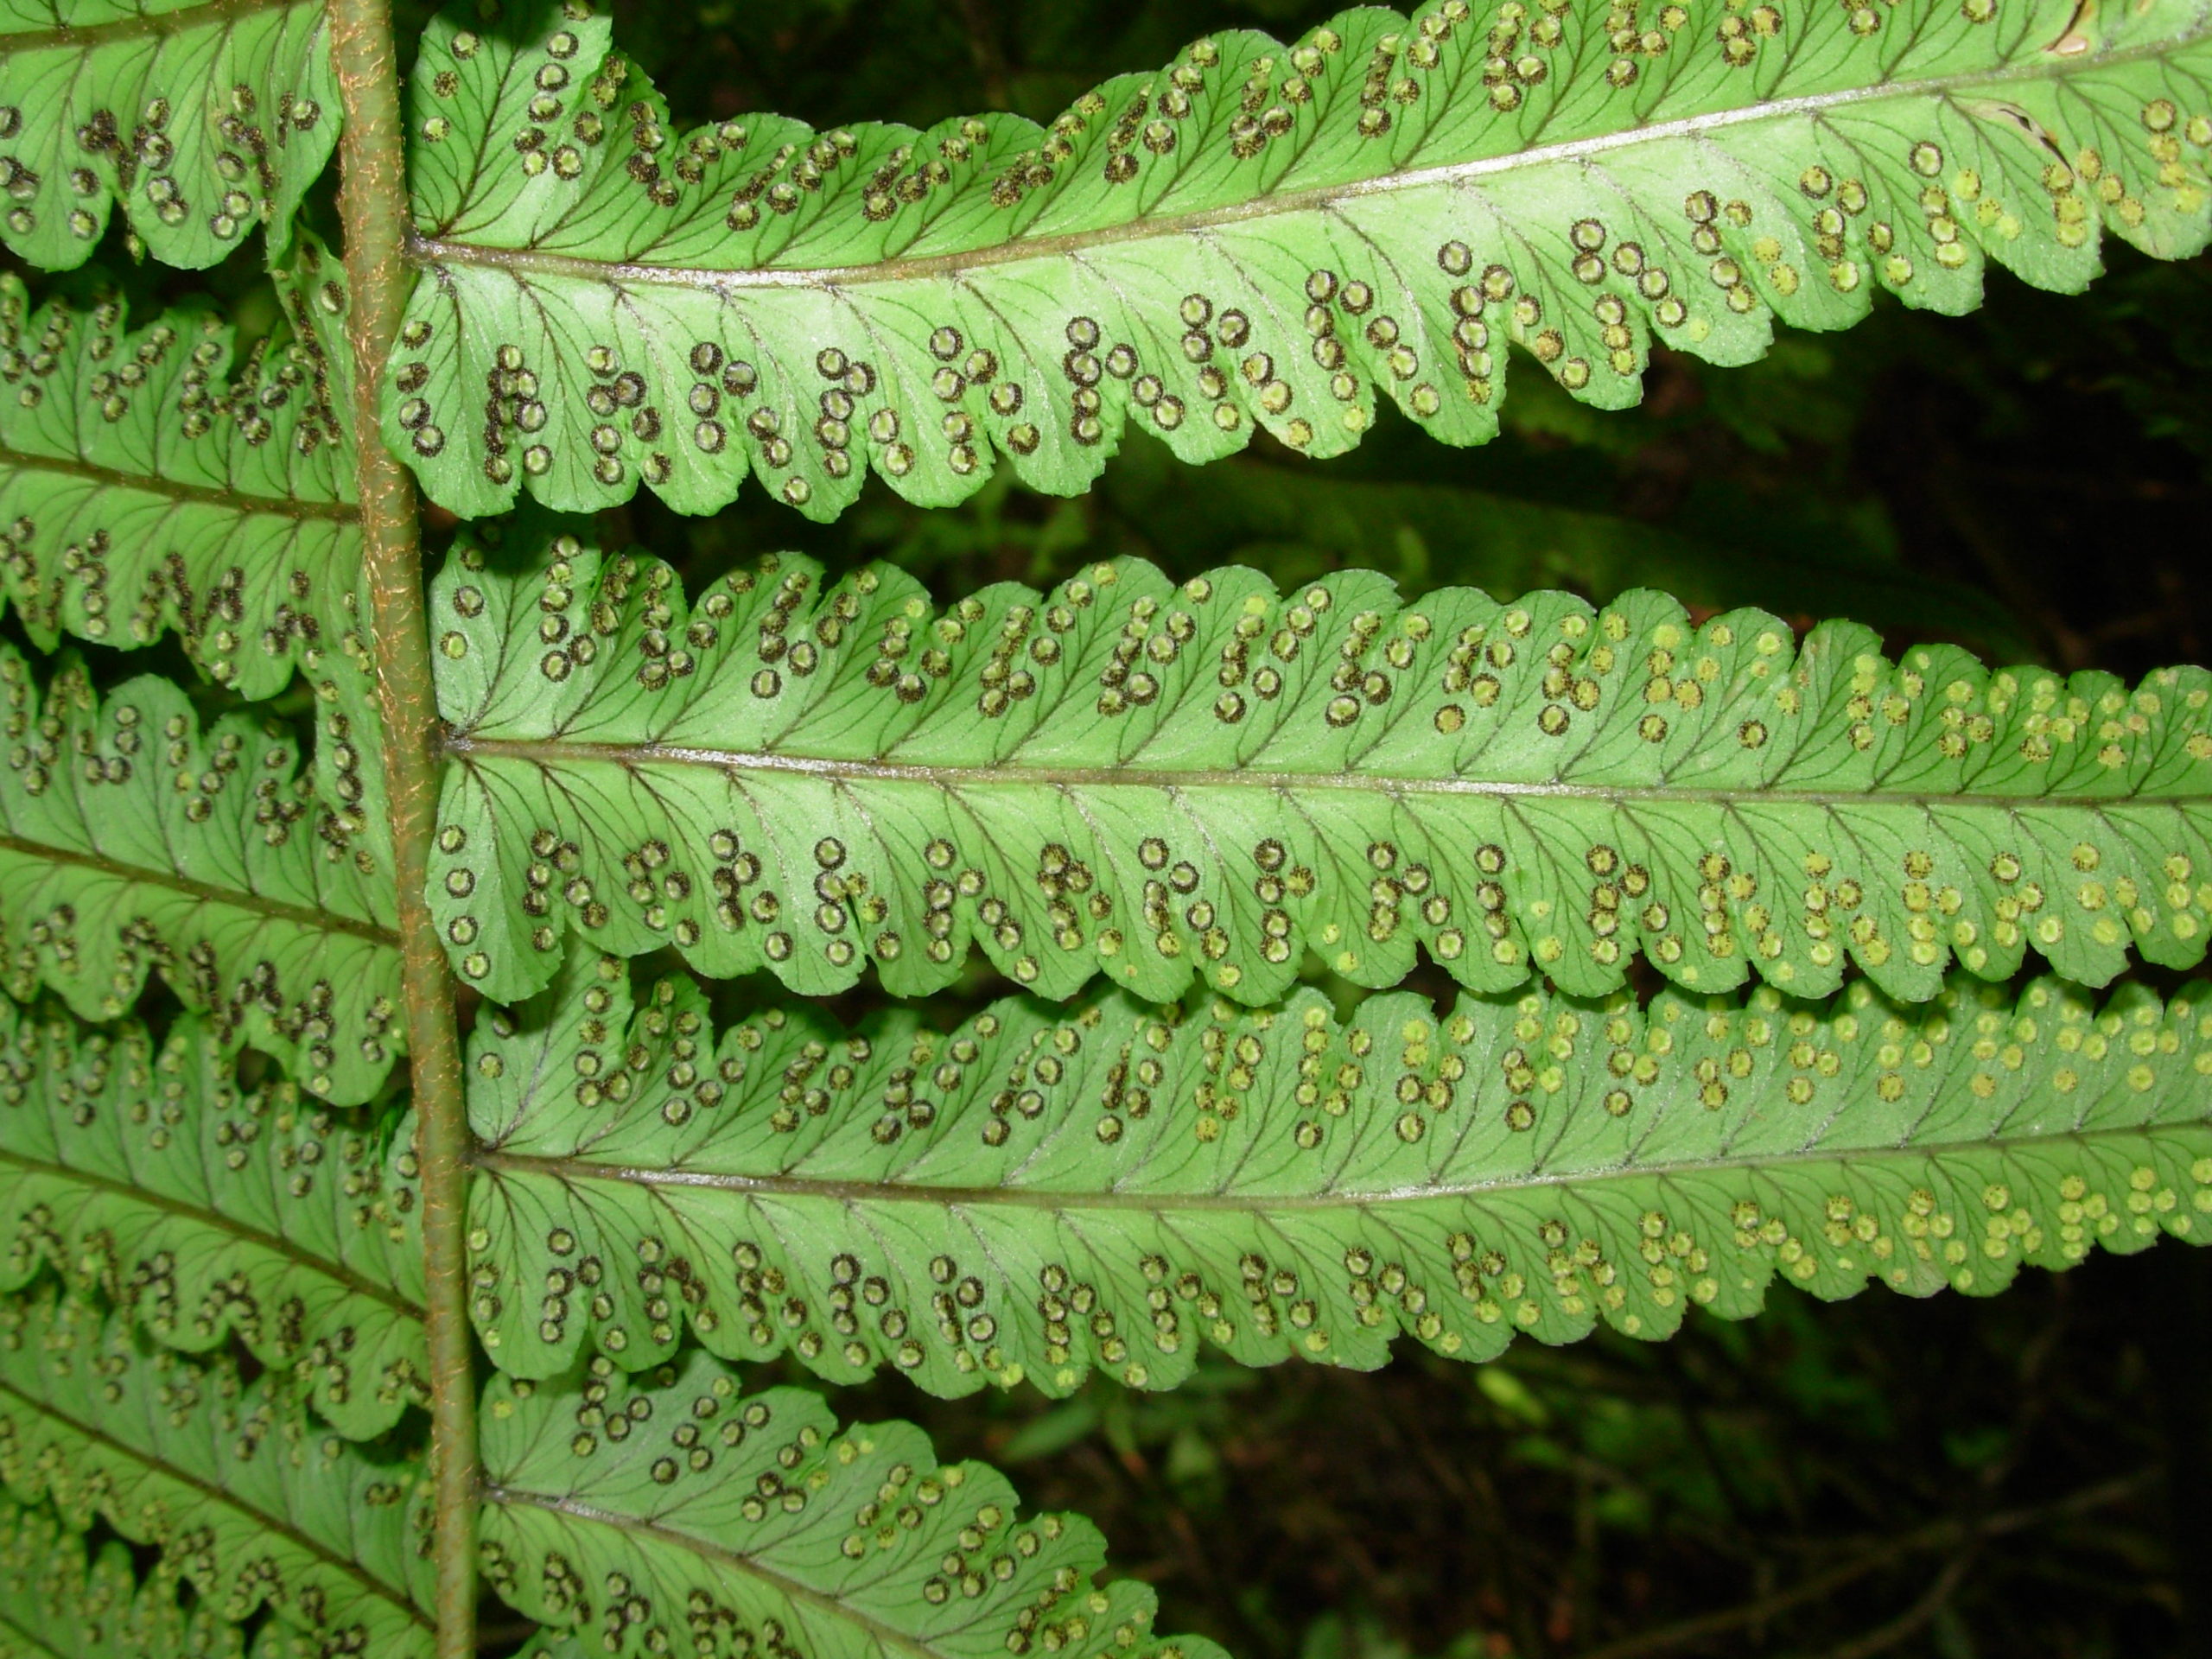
[328,4,477,1655]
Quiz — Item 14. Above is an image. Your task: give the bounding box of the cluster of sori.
[0,0,2207,1655]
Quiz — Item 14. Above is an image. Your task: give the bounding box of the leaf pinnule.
[0,0,340,270]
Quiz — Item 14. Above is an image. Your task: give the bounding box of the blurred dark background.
[14,0,2212,1653]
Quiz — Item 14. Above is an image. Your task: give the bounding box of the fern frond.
[0,997,425,1437]
[0,0,338,271]
[430,540,2212,1011]
[0,239,359,691]
[0,242,360,694]
[391,0,2212,520]
[463,944,2212,1395]
[0,644,402,1105]
[0,237,388,872]
[0,1291,435,1656]
[0,1492,247,1657]
[478,1351,1224,1659]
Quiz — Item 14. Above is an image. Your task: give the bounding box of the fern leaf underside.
[480,1352,1224,1659]
[0,1268,1217,1659]
[0,0,339,270]
[0,1260,1216,1659]
[0,238,391,870]
[0,997,426,1438]
[465,944,2212,1395]
[0,1294,435,1656]
[0,1491,249,1658]
[0,255,359,683]
[0,1,2204,1656]
[394,0,2212,520]
[430,541,2212,1012]
[0,641,401,1105]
